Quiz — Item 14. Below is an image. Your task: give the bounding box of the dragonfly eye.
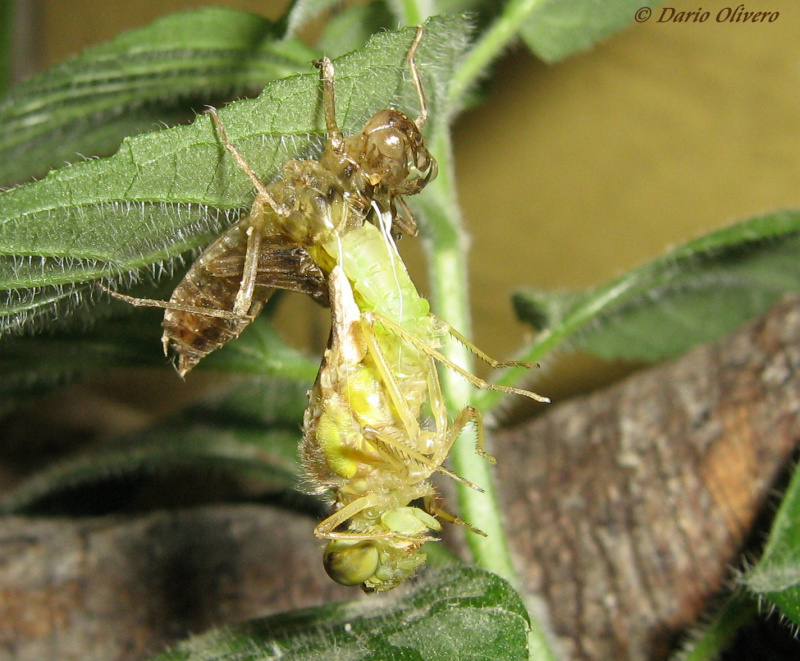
[373,127,405,161]
[361,109,436,192]
[323,540,380,586]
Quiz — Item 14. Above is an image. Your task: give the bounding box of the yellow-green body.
[301,221,449,590]
[107,27,545,592]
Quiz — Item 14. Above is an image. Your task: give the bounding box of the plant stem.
[417,0,549,582]
[448,0,548,110]
[420,118,560,661]
[419,127,520,582]
[393,0,435,27]
[675,590,757,661]
[417,9,561,657]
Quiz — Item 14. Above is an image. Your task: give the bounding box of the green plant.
[2,1,800,659]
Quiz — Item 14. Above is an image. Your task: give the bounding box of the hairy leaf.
[520,0,664,63]
[512,210,800,364]
[742,465,800,627]
[153,566,530,661]
[200,313,320,379]
[0,309,162,415]
[0,376,310,515]
[0,303,318,415]
[0,7,317,184]
[195,374,312,429]
[0,426,302,516]
[672,591,758,661]
[0,15,469,336]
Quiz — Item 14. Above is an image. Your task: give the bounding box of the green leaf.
[0,424,303,515]
[285,0,347,38]
[0,7,317,184]
[672,590,758,661]
[0,376,309,515]
[0,0,12,96]
[519,0,664,63]
[153,566,530,661]
[316,2,396,58]
[196,373,312,429]
[473,210,800,411]
[0,15,469,336]
[512,210,800,364]
[201,312,320,380]
[0,309,162,415]
[0,299,319,415]
[742,465,800,627]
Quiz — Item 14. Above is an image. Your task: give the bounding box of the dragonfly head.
[358,109,438,197]
[323,538,428,592]
[322,506,440,591]
[323,539,382,587]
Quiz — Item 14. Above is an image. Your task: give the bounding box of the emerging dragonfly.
[104,26,548,590]
[302,219,548,591]
[103,30,434,376]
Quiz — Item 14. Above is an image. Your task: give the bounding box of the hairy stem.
[448,0,549,109]
[420,119,560,661]
[418,127,515,573]
[391,0,435,27]
[675,591,758,661]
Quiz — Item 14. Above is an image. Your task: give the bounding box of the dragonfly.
[302,218,548,591]
[102,27,434,376]
[104,26,549,590]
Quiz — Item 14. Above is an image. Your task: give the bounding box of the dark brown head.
[356,108,438,197]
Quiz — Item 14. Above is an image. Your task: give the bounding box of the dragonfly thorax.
[274,160,365,250]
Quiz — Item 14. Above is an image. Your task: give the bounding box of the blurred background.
[4,0,800,440]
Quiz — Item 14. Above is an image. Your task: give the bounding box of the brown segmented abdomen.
[163,219,327,376]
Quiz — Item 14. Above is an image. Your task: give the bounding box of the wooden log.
[496,293,800,660]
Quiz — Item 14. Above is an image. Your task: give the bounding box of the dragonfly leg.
[434,315,538,370]
[422,495,486,537]
[358,313,493,483]
[313,56,343,151]
[205,107,285,216]
[422,354,495,472]
[364,311,550,404]
[97,283,253,322]
[407,25,427,128]
[447,404,496,465]
[315,484,437,543]
[231,199,265,317]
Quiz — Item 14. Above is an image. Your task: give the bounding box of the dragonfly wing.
[206,235,329,307]
[163,225,328,376]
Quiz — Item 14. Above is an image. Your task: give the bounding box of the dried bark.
[496,293,800,660]
[0,505,353,661]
